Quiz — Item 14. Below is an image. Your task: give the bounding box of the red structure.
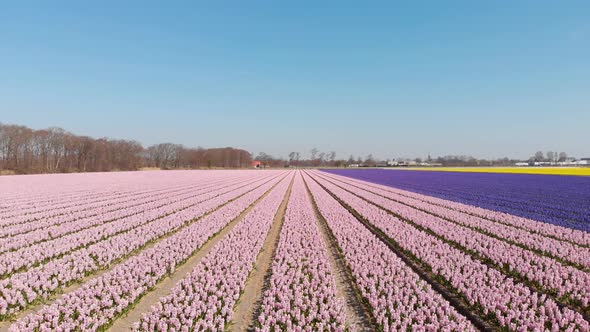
[251,160,262,168]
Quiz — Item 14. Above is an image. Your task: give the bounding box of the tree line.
[530,151,568,163]
[0,123,252,174]
[2,122,579,175]
[254,149,343,168]
[253,149,579,168]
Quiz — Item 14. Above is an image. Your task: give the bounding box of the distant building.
[251,160,262,168]
[420,162,443,167]
[515,162,529,166]
[395,161,411,167]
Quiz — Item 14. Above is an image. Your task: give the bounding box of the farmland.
[391,167,590,176]
[326,169,590,232]
[0,170,589,331]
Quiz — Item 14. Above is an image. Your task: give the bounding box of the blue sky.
[1,1,589,160]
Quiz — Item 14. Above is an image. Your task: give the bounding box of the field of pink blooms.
[0,169,588,331]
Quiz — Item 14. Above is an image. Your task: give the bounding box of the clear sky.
[1,1,589,160]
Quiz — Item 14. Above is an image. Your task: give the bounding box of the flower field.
[392,167,590,176]
[325,169,590,232]
[0,169,589,331]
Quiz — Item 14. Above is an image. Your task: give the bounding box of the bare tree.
[310,148,318,161]
[318,152,326,165]
[328,151,336,163]
[74,136,94,172]
[47,127,67,172]
[347,155,355,165]
[0,124,7,170]
[558,152,567,162]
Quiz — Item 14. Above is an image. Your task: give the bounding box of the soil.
[107,176,291,331]
[229,176,294,332]
[304,175,374,332]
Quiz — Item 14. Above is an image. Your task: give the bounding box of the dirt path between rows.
[108,175,291,331]
[304,174,373,332]
[229,176,294,332]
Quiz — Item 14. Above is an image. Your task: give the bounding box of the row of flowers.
[310,171,589,330]
[133,173,292,332]
[0,181,140,220]
[0,175,267,277]
[255,173,345,331]
[0,174,281,319]
[317,172,590,309]
[0,175,241,238]
[0,170,255,225]
[304,172,476,331]
[321,171,590,248]
[0,178,201,224]
[322,169,590,232]
[7,172,289,331]
[0,177,244,253]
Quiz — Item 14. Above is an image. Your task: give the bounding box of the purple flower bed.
[322,169,590,232]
